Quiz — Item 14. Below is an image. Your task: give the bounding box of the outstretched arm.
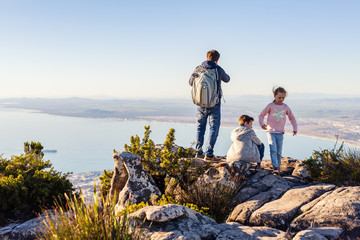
[287,108,298,135]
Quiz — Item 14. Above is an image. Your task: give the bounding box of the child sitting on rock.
[226,115,265,169]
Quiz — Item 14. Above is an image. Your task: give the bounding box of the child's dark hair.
[238,115,254,126]
[272,87,287,102]
[207,50,220,62]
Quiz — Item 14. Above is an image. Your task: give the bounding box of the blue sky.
[0,0,359,99]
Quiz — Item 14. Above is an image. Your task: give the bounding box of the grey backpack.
[191,66,219,108]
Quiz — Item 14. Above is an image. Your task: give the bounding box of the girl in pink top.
[259,87,298,175]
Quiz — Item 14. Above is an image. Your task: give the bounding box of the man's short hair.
[238,115,254,126]
[207,50,220,62]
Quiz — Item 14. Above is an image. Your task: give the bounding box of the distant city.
[0,96,359,147]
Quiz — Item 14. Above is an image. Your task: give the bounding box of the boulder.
[216,225,287,240]
[299,191,333,213]
[282,175,308,187]
[109,151,161,214]
[131,204,191,223]
[232,171,291,204]
[292,227,343,240]
[289,187,360,239]
[292,230,327,240]
[134,204,221,240]
[249,184,335,230]
[233,186,261,204]
[228,180,290,224]
[241,170,272,187]
[0,213,48,240]
[231,170,272,204]
[250,173,290,192]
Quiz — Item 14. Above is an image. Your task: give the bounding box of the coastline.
[0,106,359,148]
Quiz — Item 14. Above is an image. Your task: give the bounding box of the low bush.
[304,143,360,186]
[38,188,140,240]
[0,141,74,221]
[124,126,209,193]
[99,169,114,198]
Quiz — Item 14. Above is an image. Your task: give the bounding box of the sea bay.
[0,108,340,173]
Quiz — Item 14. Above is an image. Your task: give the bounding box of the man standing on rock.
[189,50,230,162]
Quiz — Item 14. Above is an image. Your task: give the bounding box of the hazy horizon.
[1,92,360,101]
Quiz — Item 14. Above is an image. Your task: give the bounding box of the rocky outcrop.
[119,154,360,239]
[216,225,288,240]
[292,227,343,240]
[109,151,161,214]
[228,174,291,224]
[228,166,308,224]
[131,204,287,240]
[134,204,222,240]
[2,154,360,239]
[249,184,335,230]
[225,158,360,239]
[289,186,360,239]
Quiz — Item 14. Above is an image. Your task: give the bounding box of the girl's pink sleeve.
[286,107,298,132]
[259,104,270,127]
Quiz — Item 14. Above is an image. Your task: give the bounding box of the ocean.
[0,108,339,173]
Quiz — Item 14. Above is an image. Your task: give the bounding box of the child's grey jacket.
[226,126,262,163]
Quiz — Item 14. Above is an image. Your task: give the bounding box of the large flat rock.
[249,184,335,230]
[228,181,290,224]
[216,225,287,240]
[289,186,360,239]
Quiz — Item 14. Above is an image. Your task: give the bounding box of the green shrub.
[38,187,140,240]
[0,141,74,219]
[304,143,360,186]
[99,169,114,198]
[124,126,208,193]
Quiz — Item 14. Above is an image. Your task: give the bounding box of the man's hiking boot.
[272,167,280,175]
[204,155,220,163]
